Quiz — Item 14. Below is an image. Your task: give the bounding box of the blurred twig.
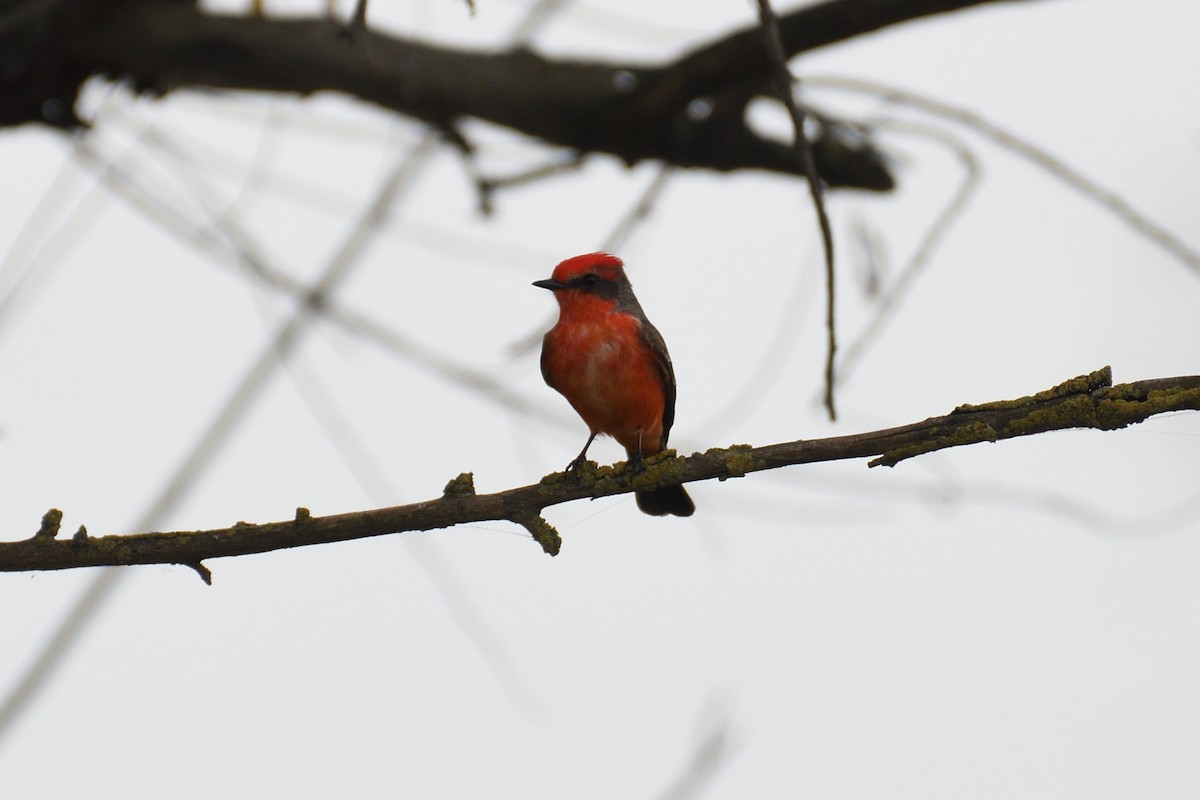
[0,0,582,751]
[509,165,677,358]
[601,164,673,253]
[806,74,1200,276]
[69,134,560,426]
[656,707,738,800]
[835,118,981,389]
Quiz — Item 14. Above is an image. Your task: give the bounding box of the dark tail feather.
[636,485,695,517]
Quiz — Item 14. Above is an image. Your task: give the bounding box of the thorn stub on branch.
[35,509,63,540]
[443,472,476,498]
[294,507,312,525]
[511,514,561,557]
[185,561,213,585]
[337,0,369,39]
[72,525,89,545]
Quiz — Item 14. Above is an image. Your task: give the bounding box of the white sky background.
[1,0,1198,796]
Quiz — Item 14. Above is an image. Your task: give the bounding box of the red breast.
[541,308,667,455]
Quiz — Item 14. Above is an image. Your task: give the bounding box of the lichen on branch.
[0,368,1194,577]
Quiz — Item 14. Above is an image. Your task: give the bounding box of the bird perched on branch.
[535,252,695,517]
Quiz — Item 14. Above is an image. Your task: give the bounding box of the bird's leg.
[566,433,597,473]
[626,430,646,472]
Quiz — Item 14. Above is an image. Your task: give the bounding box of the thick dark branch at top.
[3,0,1041,188]
[0,368,1195,576]
[674,0,1039,89]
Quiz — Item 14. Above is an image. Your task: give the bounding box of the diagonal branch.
[1,367,1194,573]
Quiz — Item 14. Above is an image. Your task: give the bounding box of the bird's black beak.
[532,278,566,291]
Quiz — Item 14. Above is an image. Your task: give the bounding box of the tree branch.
[2,367,1194,575]
[4,0,1044,187]
[754,0,840,420]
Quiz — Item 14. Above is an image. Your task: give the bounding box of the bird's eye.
[580,273,600,287]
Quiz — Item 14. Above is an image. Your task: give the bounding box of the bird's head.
[533,252,627,300]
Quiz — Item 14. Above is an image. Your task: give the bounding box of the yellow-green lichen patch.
[872,421,998,467]
[88,535,136,566]
[1000,395,1096,437]
[1095,385,1200,430]
[514,513,562,556]
[575,461,610,490]
[35,508,63,539]
[1147,385,1200,407]
[954,367,1112,414]
[1047,366,1112,398]
[1096,381,1143,403]
[537,470,568,491]
[538,460,606,497]
[588,465,625,495]
[442,472,476,498]
[628,451,687,491]
[723,448,764,479]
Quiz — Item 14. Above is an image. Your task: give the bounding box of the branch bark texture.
[1,368,1194,577]
[4,0,1040,187]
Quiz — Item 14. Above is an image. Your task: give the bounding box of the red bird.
[534,253,695,517]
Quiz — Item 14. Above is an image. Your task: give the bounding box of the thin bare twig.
[467,153,586,216]
[600,164,674,253]
[509,165,677,358]
[348,0,368,32]
[68,133,561,427]
[656,707,738,800]
[0,134,439,752]
[0,0,583,751]
[836,118,981,389]
[755,0,838,420]
[806,74,1200,277]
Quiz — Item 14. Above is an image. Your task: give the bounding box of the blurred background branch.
[2,0,1044,187]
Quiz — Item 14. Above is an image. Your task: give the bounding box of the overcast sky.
[1,1,1198,797]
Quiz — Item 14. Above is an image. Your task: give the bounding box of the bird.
[534,252,695,517]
